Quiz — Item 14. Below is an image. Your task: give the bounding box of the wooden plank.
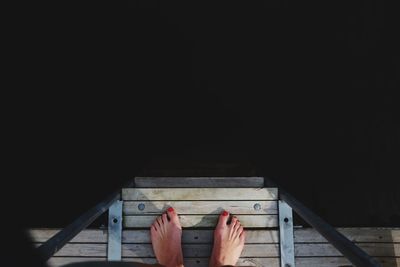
[48,257,106,267]
[124,215,279,228]
[124,257,280,267]
[51,243,107,257]
[294,227,400,243]
[29,229,279,244]
[48,257,281,267]
[29,229,108,243]
[296,257,400,267]
[123,201,277,215]
[122,188,278,200]
[30,227,400,244]
[122,244,280,257]
[134,177,265,188]
[295,243,400,257]
[39,243,279,257]
[122,229,279,244]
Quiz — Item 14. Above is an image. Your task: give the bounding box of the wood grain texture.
[41,242,399,257]
[123,201,277,215]
[29,229,108,243]
[122,188,278,201]
[30,227,400,244]
[134,177,265,188]
[123,243,280,257]
[124,215,278,228]
[37,243,279,257]
[121,229,279,244]
[295,243,400,257]
[295,257,400,267]
[32,229,278,244]
[294,227,400,243]
[46,257,400,267]
[47,257,280,267]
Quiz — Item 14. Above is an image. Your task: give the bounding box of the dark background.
[7,2,399,265]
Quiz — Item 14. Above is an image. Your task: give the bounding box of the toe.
[239,230,246,245]
[151,224,158,234]
[235,225,243,238]
[234,220,241,232]
[166,207,180,224]
[156,216,163,227]
[230,216,238,228]
[162,213,168,224]
[217,210,229,227]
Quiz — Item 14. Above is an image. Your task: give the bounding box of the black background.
[6,2,399,265]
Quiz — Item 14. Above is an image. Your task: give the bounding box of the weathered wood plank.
[48,257,106,267]
[30,227,400,244]
[39,243,279,257]
[122,188,278,201]
[47,242,398,257]
[122,229,279,244]
[47,257,400,267]
[48,257,281,267]
[295,243,400,257]
[123,201,277,215]
[29,229,108,243]
[124,257,280,267]
[124,215,279,228]
[53,243,107,257]
[295,257,400,267]
[122,244,279,257]
[134,177,265,188]
[294,227,400,243]
[121,229,278,244]
[29,229,279,244]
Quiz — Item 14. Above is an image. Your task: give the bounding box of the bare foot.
[210,211,245,267]
[151,207,184,267]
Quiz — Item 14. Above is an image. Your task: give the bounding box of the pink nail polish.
[168,207,174,212]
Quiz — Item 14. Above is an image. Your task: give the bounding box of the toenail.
[222,210,228,216]
[168,207,174,212]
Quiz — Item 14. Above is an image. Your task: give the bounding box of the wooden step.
[133,177,265,188]
[121,187,278,229]
[31,228,400,267]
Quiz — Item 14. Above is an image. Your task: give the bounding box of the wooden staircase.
[32,177,400,267]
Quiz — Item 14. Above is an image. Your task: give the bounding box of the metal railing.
[265,177,381,267]
[37,181,133,262]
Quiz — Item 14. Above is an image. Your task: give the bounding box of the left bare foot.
[150,207,184,267]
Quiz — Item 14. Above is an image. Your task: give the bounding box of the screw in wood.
[138,203,145,211]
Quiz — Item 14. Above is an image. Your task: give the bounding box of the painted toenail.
[222,210,229,216]
[168,207,174,212]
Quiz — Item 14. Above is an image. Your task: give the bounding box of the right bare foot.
[209,210,245,267]
[151,207,184,267]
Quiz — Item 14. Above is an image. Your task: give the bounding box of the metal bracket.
[108,200,123,261]
[279,200,295,267]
